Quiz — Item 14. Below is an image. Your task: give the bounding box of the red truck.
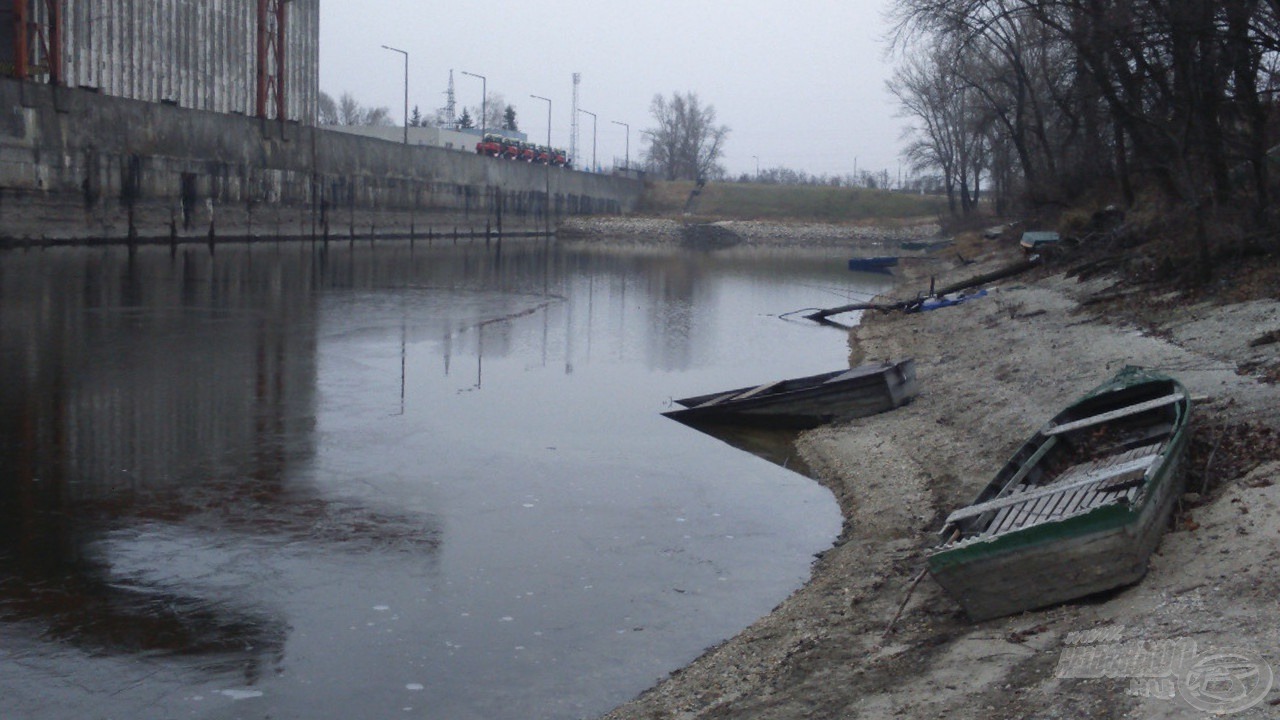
[475,133,503,157]
[552,148,570,168]
[501,138,523,160]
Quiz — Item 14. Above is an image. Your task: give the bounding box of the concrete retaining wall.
[0,79,643,246]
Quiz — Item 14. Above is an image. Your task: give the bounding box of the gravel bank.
[558,216,940,248]
[598,227,1280,719]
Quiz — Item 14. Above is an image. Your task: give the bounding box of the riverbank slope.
[599,219,1280,718]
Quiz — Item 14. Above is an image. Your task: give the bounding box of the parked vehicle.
[475,133,503,157]
[480,137,571,169]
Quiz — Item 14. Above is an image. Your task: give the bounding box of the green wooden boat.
[928,366,1191,621]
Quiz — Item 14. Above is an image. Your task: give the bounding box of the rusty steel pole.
[14,0,28,80]
[256,0,288,119]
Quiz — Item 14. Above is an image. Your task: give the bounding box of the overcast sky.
[319,1,905,179]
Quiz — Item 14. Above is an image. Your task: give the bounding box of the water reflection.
[664,423,817,478]
[0,246,436,677]
[0,238,884,719]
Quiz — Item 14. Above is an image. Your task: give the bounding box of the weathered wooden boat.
[928,366,1191,621]
[664,359,918,429]
[1019,231,1061,252]
[847,256,899,274]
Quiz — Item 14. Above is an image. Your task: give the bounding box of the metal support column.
[13,0,28,80]
[257,0,287,120]
[12,0,61,84]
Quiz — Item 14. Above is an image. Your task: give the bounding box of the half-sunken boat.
[928,366,1191,621]
[847,256,899,274]
[664,359,917,429]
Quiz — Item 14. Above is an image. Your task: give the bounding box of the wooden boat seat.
[693,379,787,408]
[1045,392,1185,436]
[734,379,785,401]
[945,448,1161,528]
[973,444,1162,537]
[824,364,887,384]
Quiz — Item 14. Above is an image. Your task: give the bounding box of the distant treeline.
[728,167,939,194]
[640,181,947,222]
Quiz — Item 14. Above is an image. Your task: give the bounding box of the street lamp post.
[753,155,760,181]
[381,45,409,144]
[578,109,596,172]
[530,94,552,235]
[530,94,551,149]
[461,70,486,137]
[611,120,629,171]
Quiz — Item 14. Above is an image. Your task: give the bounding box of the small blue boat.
[912,289,988,313]
[847,256,899,274]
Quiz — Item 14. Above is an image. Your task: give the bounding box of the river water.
[0,238,891,719]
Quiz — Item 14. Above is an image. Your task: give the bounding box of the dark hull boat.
[847,256,899,274]
[664,359,918,429]
[928,366,1191,621]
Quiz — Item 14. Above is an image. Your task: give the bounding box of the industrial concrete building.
[0,0,319,123]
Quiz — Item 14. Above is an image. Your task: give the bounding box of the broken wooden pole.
[803,257,1041,323]
[803,300,910,322]
[930,258,1041,297]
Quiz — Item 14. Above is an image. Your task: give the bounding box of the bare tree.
[468,93,509,133]
[891,0,1280,279]
[890,40,989,216]
[333,92,394,126]
[318,91,339,125]
[644,92,730,181]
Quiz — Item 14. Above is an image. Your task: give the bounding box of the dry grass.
[638,180,948,222]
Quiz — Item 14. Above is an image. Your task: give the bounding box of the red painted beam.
[13,0,28,80]
[257,0,288,120]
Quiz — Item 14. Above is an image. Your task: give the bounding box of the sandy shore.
[558,216,941,247]
[596,219,1280,719]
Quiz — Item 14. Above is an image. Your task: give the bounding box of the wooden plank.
[824,364,888,384]
[693,390,744,408]
[944,454,1160,526]
[1042,444,1153,488]
[1017,487,1083,531]
[1005,487,1050,533]
[983,486,1029,537]
[1042,486,1081,521]
[974,443,1160,536]
[734,379,785,401]
[1045,393,1185,436]
[1002,436,1059,491]
[957,437,1058,538]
